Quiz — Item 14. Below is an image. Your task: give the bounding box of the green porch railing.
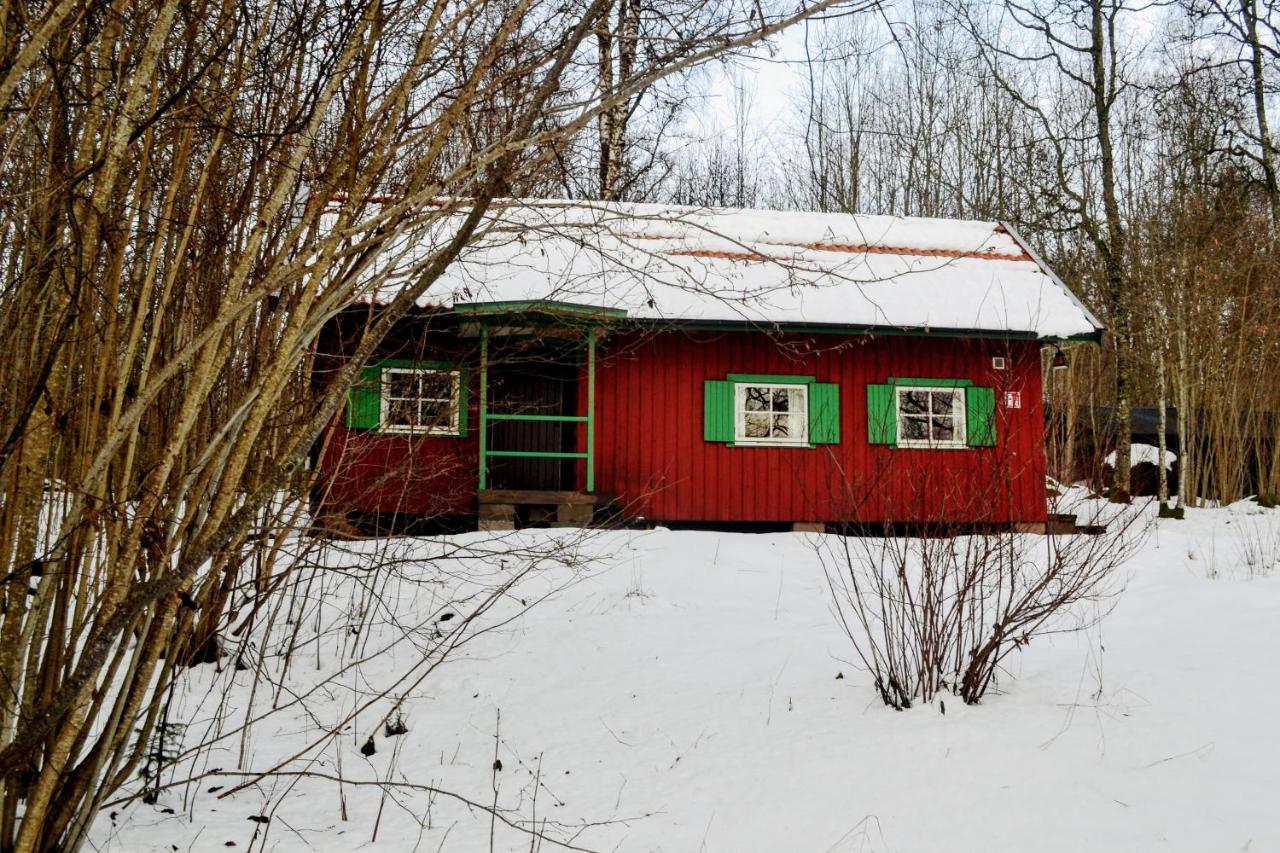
[488,414,589,423]
[485,450,589,460]
[477,323,597,492]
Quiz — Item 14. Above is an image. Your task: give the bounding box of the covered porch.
[459,301,621,530]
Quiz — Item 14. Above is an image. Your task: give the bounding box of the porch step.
[477,489,613,531]
[479,489,604,506]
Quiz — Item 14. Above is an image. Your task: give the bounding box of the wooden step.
[478,489,604,506]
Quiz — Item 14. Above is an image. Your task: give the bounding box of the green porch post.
[478,321,489,491]
[586,326,596,493]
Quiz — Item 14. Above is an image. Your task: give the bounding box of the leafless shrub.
[817,507,1148,709]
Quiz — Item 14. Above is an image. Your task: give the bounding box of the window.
[704,375,839,446]
[896,386,966,448]
[380,367,461,435]
[867,379,994,448]
[734,383,809,445]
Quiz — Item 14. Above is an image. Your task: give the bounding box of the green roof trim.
[887,377,974,387]
[356,300,1100,343]
[454,300,627,320]
[726,373,817,385]
[620,316,1102,343]
[374,358,454,370]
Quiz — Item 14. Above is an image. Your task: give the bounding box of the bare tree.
[659,70,769,207]
[1182,0,1280,228]
[956,0,1140,501]
[0,1,871,849]
[590,0,726,200]
[597,0,644,198]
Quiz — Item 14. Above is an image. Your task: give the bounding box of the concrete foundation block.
[791,522,827,533]
[478,502,515,521]
[555,502,594,526]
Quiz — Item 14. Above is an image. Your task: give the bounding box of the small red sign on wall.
[1004,391,1022,409]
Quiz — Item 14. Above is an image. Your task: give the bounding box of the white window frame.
[895,386,967,449]
[733,382,809,446]
[380,367,461,436]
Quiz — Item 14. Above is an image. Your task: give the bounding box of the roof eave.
[998,221,1106,341]
[623,316,1097,342]
[452,299,628,320]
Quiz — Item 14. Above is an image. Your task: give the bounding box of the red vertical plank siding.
[592,330,1048,525]
[316,392,478,517]
[317,328,1048,525]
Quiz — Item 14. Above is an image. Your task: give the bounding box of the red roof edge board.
[620,232,1031,263]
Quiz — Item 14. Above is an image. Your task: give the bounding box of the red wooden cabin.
[312,203,1102,532]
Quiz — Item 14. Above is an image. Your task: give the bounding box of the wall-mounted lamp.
[1051,347,1069,370]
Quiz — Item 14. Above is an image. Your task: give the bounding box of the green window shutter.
[703,380,735,442]
[345,365,382,430]
[455,370,469,437]
[809,383,840,444]
[866,384,897,446]
[966,386,996,447]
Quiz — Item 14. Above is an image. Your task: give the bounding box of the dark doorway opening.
[486,345,580,491]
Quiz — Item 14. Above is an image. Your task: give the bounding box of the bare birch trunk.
[1157,345,1169,504]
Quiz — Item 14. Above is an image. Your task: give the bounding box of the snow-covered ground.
[91,499,1280,852]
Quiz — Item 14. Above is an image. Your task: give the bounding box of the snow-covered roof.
[355,201,1103,340]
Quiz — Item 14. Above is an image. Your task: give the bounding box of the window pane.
[931,416,955,442]
[902,416,928,440]
[386,398,416,426]
[420,373,452,401]
[745,387,769,411]
[386,373,418,399]
[771,414,793,437]
[420,398,449,426]
[744,413,770,437]
[900,390,929,415]
[772,388,790,412]
[931,391,955,414]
